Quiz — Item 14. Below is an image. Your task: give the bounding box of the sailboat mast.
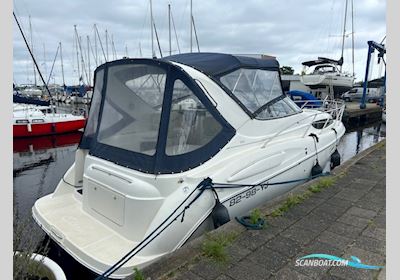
[87,35,91,86]
[43,43,47,83]
[29,15,37,86]
[153,22,163,58]
[351,0,355,77]
[111,34,117,60]
[105,29,109,61]
[13,12,52,98]
[94,25,107,63]
[74,25,80,84]
[150,0,155,58]
[340,0,349,72]
[171,9,181,53]
[192,15,200,52]
[168,4,171,56]
[59,42,65,86]
[190,0,193,53]
[94,24,98,67]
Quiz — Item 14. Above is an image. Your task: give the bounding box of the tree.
[280,66,295,75]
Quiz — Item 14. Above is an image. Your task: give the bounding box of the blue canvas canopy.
[164,53,280,78]
[287,90,322,108]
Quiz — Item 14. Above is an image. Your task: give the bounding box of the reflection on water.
[12,120,385,279]
[13,132,82,218]
[338,121,385,163]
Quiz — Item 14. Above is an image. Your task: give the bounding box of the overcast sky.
[13,0,386,86]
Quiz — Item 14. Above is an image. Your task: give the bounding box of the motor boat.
[32,53,346,278]
[13,103,86,137]
[300,57,354,97]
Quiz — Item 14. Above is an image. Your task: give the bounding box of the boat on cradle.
[301,0,355,98]
[32,53,346,279]
[13,103,86,137]
[300,57,354,97]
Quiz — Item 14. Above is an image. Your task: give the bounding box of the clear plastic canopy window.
[166,79,222,156]
[220,68,300,119]
[97,64,166,155]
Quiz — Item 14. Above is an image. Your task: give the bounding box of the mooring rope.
[95,170,331,279]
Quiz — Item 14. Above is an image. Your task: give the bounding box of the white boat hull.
[301,74,354,95]
[33,118,345,278]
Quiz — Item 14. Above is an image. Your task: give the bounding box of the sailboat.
[301,0,355,97]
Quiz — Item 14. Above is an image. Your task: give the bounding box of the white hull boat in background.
[33,53,345,279]
[300,58,354,97]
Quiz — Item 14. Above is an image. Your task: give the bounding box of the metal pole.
[87,35,91,86]
[150,0,155,58]
[43,43,47,83]
[74,25,80,84]
[105,29,109,61]
[360,41,373,109]
[94,25,107,63]
[111,34,117,60]
[46,44,60,86]
[139,42,143,57]
[171,11,181,53]
[340,0,349,73]
[154,22,163,58]
[60,42,65,87]
[192,15,200,52]
[351,0,355,77]
[190,0,193,53]
[29,15,37,86]
[94,24,98,66]
[168,4,171,56]
[13,12,52,98]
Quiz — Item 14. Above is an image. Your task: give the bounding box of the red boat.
[13,104,86,138]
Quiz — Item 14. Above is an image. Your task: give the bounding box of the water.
[13,120,385,279]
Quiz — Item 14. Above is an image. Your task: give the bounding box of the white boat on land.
[300,58,354,96]
[32,53,345,278]
[301,0,355,97]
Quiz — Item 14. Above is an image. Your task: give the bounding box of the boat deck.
[32,192,141,277]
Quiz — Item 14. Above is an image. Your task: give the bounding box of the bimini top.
[164,53,280,77]
[302,56,343,67]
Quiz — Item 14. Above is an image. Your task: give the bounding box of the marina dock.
[130,141,386,280]
[343,102,383,125]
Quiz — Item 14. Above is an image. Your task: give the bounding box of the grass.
[201,232,238,264]
[269,176,336,217]
[133,267,145,280]
[270,194,306,217]
[249,208,262,225]
[13,205,50,280]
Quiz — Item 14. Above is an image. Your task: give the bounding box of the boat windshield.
[220,68,301,119]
